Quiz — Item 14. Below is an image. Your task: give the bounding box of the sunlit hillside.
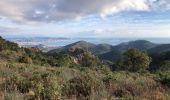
[0,36,169,99]
[0,0,170,100]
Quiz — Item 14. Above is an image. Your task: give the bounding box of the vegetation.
[80,52,99,68]
[121,48,152,72]
[0,36,169,100]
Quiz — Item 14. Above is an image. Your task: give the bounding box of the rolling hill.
[48,41,113,55]
[99,40,157,62]
[112,40,157,52]
[0,36,170,99]
[147,44,170,54]
[48,41,96,54]
[48,39,170,63]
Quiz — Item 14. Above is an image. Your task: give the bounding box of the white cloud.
[0,0,167,23]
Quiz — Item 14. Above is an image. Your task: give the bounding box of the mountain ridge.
[48,39,170,62]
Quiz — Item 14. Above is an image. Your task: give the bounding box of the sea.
[9,37,170,47]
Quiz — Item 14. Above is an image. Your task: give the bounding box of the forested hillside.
[0,36,169,100]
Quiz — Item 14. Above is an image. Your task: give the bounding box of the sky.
[0,0,170,38]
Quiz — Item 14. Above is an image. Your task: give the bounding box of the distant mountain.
[147,44,170,54]
[48,41,113,55]
[64,41,96,50]
[99,40,157,62]
[91,44,113,55]
[113,40,157,52]
[48,39,170,63]
[48,41,96,54]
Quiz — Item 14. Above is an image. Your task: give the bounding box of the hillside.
[99,40,157,62]
[99,49,122,62]
[47,39,170,63]
[113,40,157,52]
[23,44,59,52]
[48,41,113,55]
[148,44,170,54]
[48,41,96,53]
[48,40,168,63]
[92,43,113,55]
[0,36,169,100]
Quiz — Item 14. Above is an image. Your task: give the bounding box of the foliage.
[102,71,168,99]
[19,55,33,64]
[121,48,152,72]
[155,70,170,88]
[0,36,19,51]
[55,54,75,67]
[62,77,91,99]
[158,60,170,71]
[0,36,169,99]
[81,52,98,68]
[149,51,170,71]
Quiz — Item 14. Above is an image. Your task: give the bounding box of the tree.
[81,52,98,68]
[122,48,152,72]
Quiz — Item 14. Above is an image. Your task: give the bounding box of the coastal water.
[9,37,170,47]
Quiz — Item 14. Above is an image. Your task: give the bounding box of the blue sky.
[0,0,170,38]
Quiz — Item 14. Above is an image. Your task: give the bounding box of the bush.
[158,60,170,71]
[1,68,62,100]
[157,71,170,88]
[42,79,61,100]
[109,72,168,99]
[55,54,76,67]
[119,48,152,72]
[62,77,91,100]
[62,73,107,100]
[19,56,33,64]
[81,53,98,68]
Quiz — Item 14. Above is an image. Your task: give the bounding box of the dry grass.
[0,60,169,100]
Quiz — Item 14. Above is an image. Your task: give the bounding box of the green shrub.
[19,56,33,64]
[158,60,170,71]
[118,48,152,72]
[43,80,61,100]
[157,71,170,88]
[62,77,91,100]
[81,53,98,68]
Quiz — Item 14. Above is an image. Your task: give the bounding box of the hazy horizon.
[6,36,170,47]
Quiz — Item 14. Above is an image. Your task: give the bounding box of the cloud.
[0,26,21,33]
[0,26,24,37]
[0,0,169,23]
[150,0,170,10]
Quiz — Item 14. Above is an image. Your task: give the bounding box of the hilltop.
[99,40,157,62]
[48,40,160,62]
[48,41,113,55]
